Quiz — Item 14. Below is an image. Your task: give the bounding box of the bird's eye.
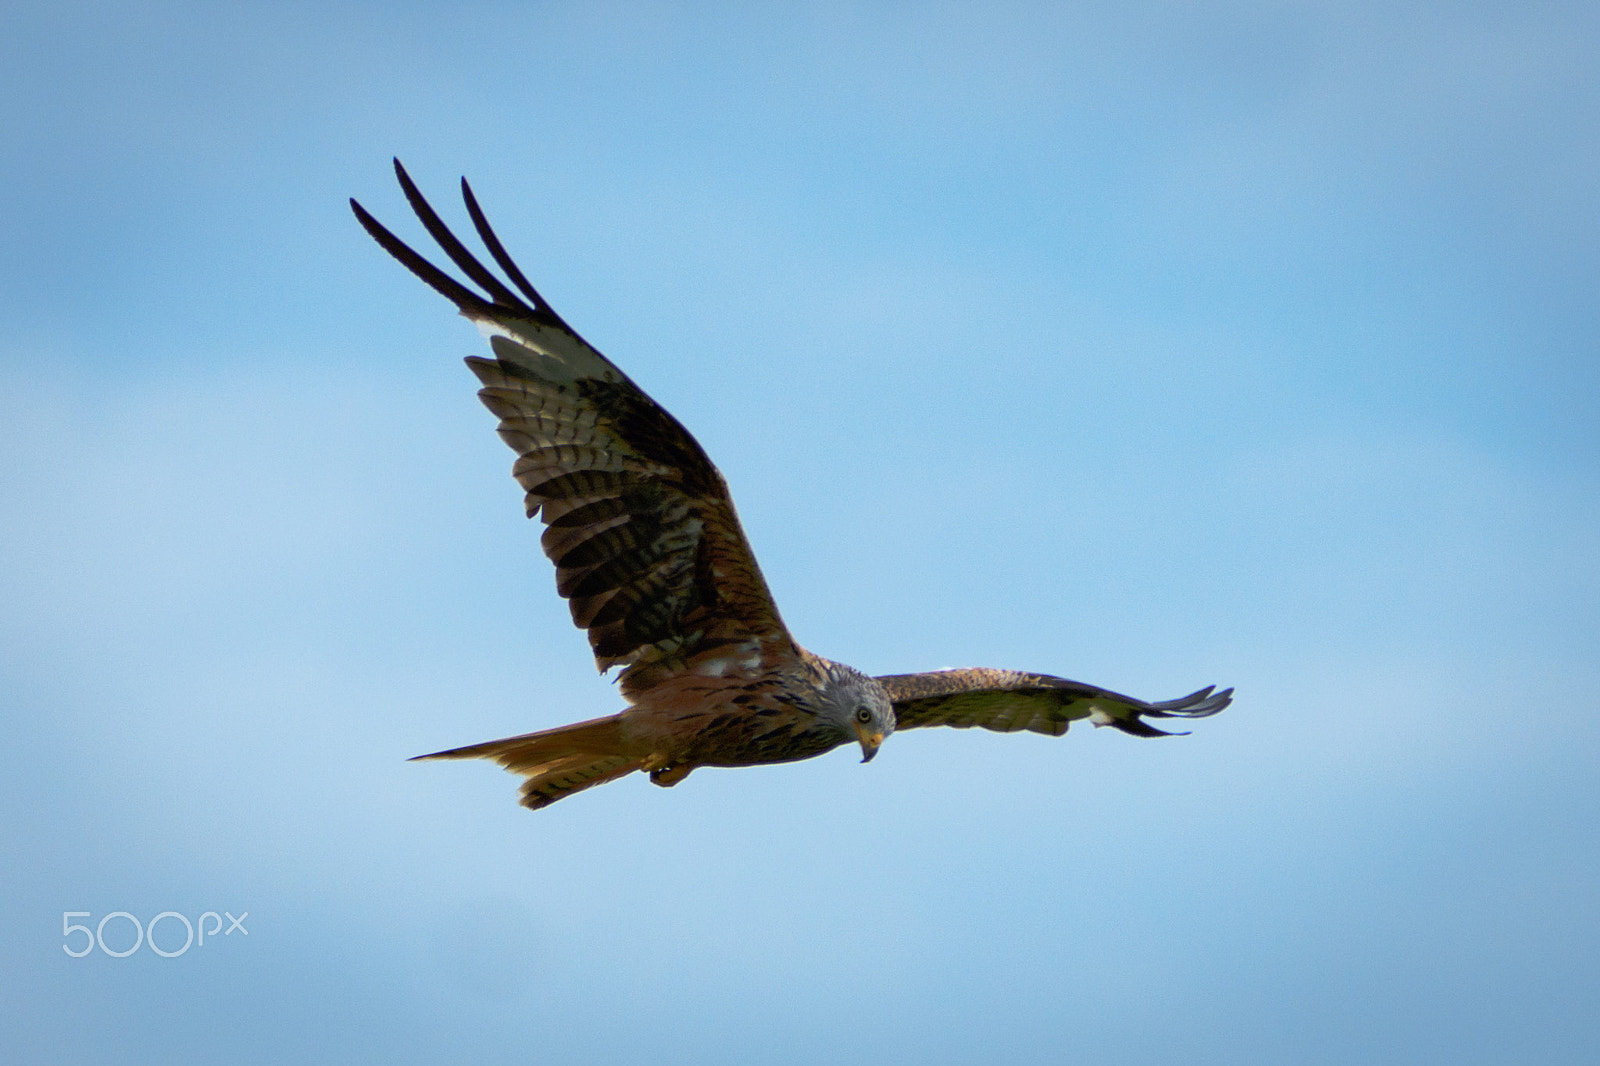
[855,707,873,724]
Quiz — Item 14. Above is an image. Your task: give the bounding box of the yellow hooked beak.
[856,726,885,763]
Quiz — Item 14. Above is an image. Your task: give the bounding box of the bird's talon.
[650,764,693,787]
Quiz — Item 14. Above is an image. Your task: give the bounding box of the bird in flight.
[351,160,1232,811]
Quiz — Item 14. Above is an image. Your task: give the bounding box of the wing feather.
[878,668,1232,738]
[354,160,801,695]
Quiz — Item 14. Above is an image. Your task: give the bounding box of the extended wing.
[877,668,1231,738]
[352,160,801,697]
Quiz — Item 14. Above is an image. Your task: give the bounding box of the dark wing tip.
[1111,684,1232,738]
[351,189,493,316]
[408,742,484,761]
[1111,717,1186,738]
[354,159,577,336]
[459,175,573,332]
[1145,685,1234,719]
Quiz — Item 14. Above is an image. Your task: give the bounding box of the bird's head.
[817,660,896,763]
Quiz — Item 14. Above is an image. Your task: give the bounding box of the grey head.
[812,657,896,763]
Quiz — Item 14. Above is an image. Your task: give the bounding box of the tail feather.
[411,713,644,810]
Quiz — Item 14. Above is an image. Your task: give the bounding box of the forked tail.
[411,713,644,810]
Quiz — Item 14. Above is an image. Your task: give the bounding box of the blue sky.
[2,1,1597,1062]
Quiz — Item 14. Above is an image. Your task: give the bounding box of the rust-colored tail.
[411,713,644,810]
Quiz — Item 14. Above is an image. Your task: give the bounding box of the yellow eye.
[855,707,872,724]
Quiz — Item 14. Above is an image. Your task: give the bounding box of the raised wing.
[352,160,801,696]
[877,668,1231,738]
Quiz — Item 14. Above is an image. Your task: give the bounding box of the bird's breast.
[626,677,845,768]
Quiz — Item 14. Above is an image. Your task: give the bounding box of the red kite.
[352,161,1231,810]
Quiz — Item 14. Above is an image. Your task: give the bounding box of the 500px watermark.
[62,910,249,958]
